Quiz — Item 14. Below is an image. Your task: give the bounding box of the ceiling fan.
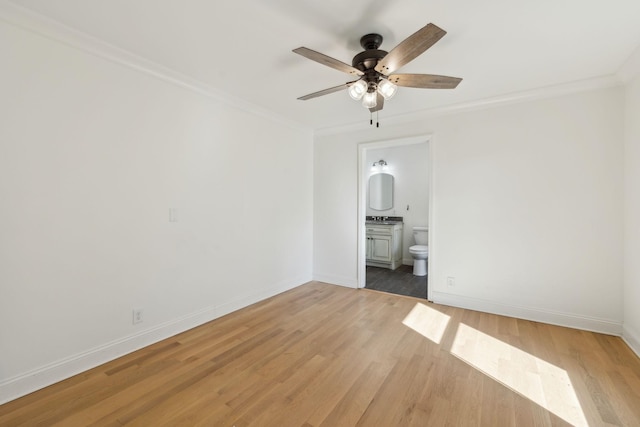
[293,23,462,124]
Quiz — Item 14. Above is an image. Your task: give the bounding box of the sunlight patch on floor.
[450,323,588,426]
[402,303,451,344]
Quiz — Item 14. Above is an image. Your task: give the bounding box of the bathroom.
[363,140,430,299]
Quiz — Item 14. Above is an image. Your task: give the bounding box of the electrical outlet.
[447,276,455,287]
[132,308,144,324]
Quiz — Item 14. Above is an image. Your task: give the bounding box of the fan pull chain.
[368,112,380,127]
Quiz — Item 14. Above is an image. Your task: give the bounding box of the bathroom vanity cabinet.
[366,222,403,270]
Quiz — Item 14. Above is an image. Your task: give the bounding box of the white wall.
[314,86,624,334]
[366,144,429,263]
[0,19,313,402]
[623,71,640,356]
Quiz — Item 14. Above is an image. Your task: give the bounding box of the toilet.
[409,226,429,276]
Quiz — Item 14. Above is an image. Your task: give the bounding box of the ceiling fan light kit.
[293,23,462,126]
[348,80,368,100]
[362,91,378,109]
[377,79,398,100]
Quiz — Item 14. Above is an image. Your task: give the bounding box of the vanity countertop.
[366,216,403,226]
[366,220,403,225]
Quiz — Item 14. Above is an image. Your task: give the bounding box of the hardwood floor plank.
[1,282,639,426]
[317,360,393,426]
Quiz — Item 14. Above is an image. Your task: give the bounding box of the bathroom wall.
[0,17,313,403]
[366,143,429,264]
[623,57,640,356]
[314,85,624,334]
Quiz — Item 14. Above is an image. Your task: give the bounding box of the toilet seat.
[409,245,428,254]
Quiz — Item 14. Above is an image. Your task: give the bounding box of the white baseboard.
[312,273,358,289]
[430,291,623,336]
[0,277,306,405]
[622,324,640,359]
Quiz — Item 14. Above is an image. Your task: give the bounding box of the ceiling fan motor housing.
[352,33,387,73]
[352,49,387,72]
[352,33,388,90]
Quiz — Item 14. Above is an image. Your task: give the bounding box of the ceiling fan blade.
[297,82,353,100]
[375,23,447,75]
[293,47,364,76]
[369,93,385,112]
[388,74,462,89]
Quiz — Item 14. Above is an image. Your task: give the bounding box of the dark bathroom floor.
[365,264,427,299]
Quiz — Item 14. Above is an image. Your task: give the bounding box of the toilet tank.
[413,226,428,245]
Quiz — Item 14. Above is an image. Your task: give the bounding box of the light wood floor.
[1,282,640,426]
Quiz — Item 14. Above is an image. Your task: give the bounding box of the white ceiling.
[9,0,640,130]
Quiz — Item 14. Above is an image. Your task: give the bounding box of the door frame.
[357,134,434,300]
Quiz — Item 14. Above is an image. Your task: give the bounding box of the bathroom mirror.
[369,173,393,210]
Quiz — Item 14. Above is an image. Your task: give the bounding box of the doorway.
[357,135,432,300]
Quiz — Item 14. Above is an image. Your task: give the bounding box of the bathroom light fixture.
[371,159,388,172]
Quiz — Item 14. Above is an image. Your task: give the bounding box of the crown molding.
[617,43,640,83]
[2,0,631,136]
[0,0,311,134]
[315,74,621,136]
